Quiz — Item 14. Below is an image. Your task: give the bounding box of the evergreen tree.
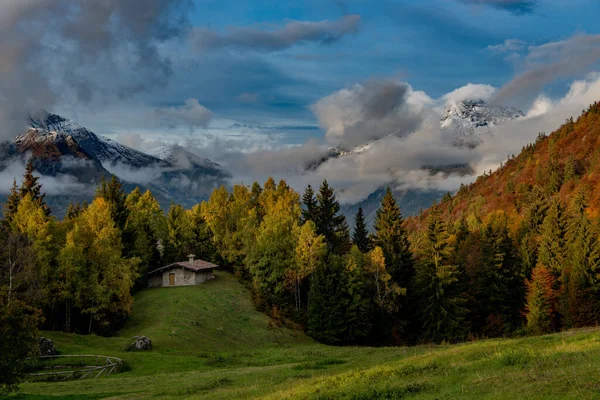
[64,202,82,221]
[3,180,20,223]
[19,161,50,216]
[417,206,467,343]
[538,199,568,277]
[476,212,524,335]
[564,192,600,327]
[308,255,352,344]
[525,264,557,335]
[352,207,370,253]
[301,184,317,224]
[315,180,351,255]
[95,176,129,232]
[372,187,414,288]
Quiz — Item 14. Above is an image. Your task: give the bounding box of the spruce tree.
[315,180,350,255]
[308,255,351,344]
[417,206,467,343]
[95,176,129,232]
[564,192,600,327]
[477,212,524,335]
[525,264,557,335]
[538,198,568,277]
[301,184,317,224]
[19,161,50,216]
[372,187,414,287]
[352,207,370,253]
[3,179,21,223]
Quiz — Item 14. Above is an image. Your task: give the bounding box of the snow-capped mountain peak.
[440,100,524,148]
[28,111,164,168]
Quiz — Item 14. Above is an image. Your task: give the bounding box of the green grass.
[5,271,600,399]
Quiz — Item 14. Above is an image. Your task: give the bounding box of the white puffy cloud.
[441,83,496,104]
[155,98,213,129]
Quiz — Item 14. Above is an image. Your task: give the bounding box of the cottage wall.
[161,267,196,287]
[195,270,215,284]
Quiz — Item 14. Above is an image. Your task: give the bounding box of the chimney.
[188,254,195,265]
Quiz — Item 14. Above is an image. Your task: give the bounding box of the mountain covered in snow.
[440,100,524,148]
[307,100,523,171]
[1,112,230,215]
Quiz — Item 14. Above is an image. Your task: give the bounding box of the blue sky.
[119,0,599,146]
[3,0,600,149]
[3,0,600,200]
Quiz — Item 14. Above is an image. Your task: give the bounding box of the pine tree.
[19,161,50,216]
[352,207,370,253]
[308,255,352,344]
[301,184,317,224]
[417,206,468,343]
[477,212,524,335]
[95,176,129,232]
[525,264,557,335]
[372,187,414,288]
[564,192,600,327]
[3,179,21,223]
[315,180,350,255]
[538,199,568,277]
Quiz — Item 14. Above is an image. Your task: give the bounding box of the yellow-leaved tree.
[59,197,139,333]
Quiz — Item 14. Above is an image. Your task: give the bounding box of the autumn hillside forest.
[4,103,600,392]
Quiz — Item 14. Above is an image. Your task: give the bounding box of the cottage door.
[169,273,175,286]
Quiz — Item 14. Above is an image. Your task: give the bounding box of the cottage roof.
[146,259,218,275]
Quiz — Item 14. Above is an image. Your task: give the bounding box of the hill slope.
[12,271,600,399]
[422,102,600,227]
[118,271,310,353]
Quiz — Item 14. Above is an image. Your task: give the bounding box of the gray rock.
[38,337,57,356]
[128,335,152,351]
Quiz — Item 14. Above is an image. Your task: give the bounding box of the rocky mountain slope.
[440,100,524,148]
[1,112,230,215]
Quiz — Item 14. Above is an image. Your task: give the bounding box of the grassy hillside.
[6,271,600,399]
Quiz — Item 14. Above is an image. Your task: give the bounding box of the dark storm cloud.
[311,79,430,146]
[191,15,361,52]
[459,0,537,15]
[0,0,193,140]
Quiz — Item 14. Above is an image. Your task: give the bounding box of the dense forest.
[3,103,600,391]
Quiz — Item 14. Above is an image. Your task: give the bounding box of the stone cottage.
[147,254,218,288]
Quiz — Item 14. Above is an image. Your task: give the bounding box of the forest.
[3,103,600,392]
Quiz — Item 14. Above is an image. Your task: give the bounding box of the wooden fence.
[25,354,123,382]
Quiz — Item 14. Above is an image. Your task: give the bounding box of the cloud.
[155,98,213,129]
[0,158,88,195]
[0,0,193,140]
[191,15,361,52]
[493,34,600,106]
[441,83,497,104]
[311,79,432,146]
[487,39,527,53]
[459,0,537,15]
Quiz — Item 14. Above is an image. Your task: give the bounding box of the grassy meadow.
[4,271,600,399]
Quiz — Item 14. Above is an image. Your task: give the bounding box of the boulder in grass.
[128,336,152,351]
[38,337,57,356]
